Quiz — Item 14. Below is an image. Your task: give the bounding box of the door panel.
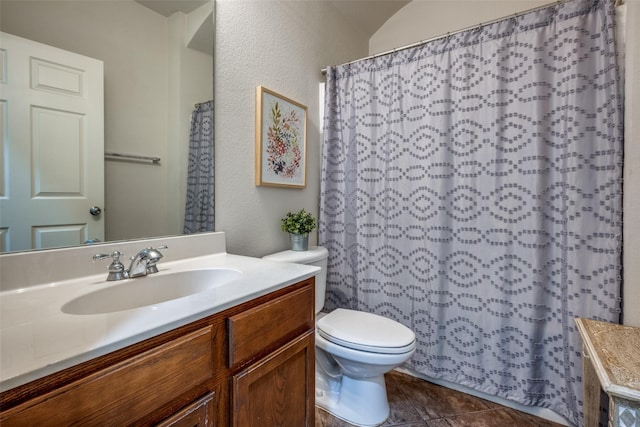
[232,332,315,427]
[33,224,87,250]
[32,106,84,195]
[0,31,104,252]
[30,57,85,97]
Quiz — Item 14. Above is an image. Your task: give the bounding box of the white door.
[0,32,104,252]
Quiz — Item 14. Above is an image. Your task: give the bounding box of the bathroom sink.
[61,268,242,315]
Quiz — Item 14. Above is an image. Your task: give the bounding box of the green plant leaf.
[280,209,317,234]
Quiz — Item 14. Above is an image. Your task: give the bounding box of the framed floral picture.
[255,86,307,188]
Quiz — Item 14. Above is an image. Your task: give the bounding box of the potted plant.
[281,209,317,251]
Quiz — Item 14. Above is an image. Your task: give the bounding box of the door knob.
[89,206,102,216]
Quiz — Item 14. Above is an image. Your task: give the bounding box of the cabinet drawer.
[228,283,314,367]
[1,327,214,426]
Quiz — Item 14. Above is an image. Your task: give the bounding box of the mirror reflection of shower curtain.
[184,100,214,234]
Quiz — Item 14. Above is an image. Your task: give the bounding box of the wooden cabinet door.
[157,393,215,427]
[232,331,315,427]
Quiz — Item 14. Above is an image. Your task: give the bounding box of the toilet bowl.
[263,246,416,426]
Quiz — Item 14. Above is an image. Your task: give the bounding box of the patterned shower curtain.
[184,100,215,234]
[320,0,623,424]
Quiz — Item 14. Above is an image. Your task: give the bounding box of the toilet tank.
[263,246,328,314]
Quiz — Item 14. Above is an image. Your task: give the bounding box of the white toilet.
[263,246,416,426]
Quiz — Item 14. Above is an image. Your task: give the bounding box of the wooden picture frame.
[255,86,307,188]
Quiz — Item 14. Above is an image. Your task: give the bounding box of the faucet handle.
[145,245,167,258]
[93,251,128,281]
[145,245,167,274]
[93,250,122,262]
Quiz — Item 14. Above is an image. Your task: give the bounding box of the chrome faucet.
[93,251,128,281]
[93,245,167,281]
[127,246,167,278]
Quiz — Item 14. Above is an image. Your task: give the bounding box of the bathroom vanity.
[0,232,318,426]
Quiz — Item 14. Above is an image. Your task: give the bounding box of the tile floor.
[315,370,566,427]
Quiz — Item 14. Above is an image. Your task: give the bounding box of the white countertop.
[0,251,319,392]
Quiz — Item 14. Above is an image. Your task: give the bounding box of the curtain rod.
[194,100,213,108]
[321,0,610,75]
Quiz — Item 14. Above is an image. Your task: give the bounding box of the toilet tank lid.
[262,246,328,264]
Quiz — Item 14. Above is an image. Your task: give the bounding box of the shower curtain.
[184,100,215,234]
[320,0,623,424]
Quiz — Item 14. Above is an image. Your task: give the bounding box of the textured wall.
[214,0,369,257]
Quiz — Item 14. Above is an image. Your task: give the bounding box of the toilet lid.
[317,309,416,354]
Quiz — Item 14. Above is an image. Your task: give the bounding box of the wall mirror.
[0,0,214,253]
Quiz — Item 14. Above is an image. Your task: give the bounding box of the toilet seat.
[317,309,416,354]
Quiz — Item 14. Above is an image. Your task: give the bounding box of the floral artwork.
[256,86,307,188]
[266,101,301,178]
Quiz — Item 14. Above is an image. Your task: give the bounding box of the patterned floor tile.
[425,409,523,426]
[389,371,498,421]
[314,370,563,427]
[382,372,426,426]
